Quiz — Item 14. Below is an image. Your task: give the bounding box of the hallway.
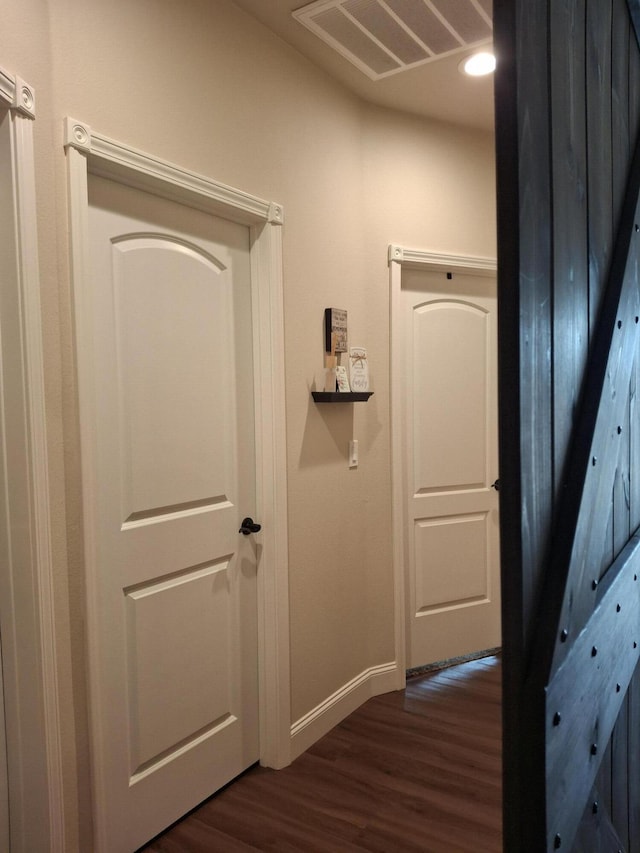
[140,655,502,852]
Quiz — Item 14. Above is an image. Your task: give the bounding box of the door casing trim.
[0,68,64,852]
[388,246,497,683]
[66,119,291,849]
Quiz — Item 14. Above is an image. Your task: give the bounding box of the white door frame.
[389,246,497,684]
[65,120,291,842]
[0,69,64,850]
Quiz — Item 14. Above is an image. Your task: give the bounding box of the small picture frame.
[335,365,350,392]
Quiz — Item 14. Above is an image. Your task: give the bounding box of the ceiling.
[232,0,495,132]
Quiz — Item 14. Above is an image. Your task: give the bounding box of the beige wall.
[1,0,495,847]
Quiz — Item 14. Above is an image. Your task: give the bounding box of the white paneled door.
[402,267,501,669]
[86,175,259,851]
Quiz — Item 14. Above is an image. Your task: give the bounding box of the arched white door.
[397,260,501,669]
[85,175,260,851]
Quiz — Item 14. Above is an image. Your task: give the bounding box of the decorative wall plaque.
[325,307,347,353]
[349,347,369,392]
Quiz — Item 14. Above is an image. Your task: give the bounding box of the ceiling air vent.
[292,0,492,80]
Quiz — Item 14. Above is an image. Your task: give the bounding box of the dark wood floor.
[141,655,502,852]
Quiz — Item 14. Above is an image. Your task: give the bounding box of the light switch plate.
[349,439,358,468]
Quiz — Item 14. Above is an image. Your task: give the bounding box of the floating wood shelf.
[311,391,373,402]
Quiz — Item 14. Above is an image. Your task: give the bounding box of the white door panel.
[86,175,258,851]
[403,268,500,667]
[412,301,489,490]
[113,235,231,516]
[414,513,489,609]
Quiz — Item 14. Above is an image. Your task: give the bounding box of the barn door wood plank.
[630,19,640,546]
[551,0,588,502]
[586,0,613,335]
[626,9,640,563]
[494,0,553,842]
[607,16,635,845]
[628,0,640,51]
[613,0,631,228]
[612,0,633,571]
[545,534,640,850]
[628,667,640,848]
[596,742,614,834]
[610,692,630,850]
[509,0,553,655]
[602,10,640,844]
[630,21,640,150]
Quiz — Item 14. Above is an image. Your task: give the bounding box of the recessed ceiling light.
[460,52,496,77]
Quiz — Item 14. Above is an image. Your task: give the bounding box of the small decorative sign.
[348,347,369,392]
[325,308,348,353]
[335,365,350,392]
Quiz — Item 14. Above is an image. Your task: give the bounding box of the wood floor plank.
[139,655,502,852]
[195,785,369,852]
[337,705,501,772]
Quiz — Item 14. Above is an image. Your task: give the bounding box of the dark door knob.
[239,517,261,535]
[491,479,500,492]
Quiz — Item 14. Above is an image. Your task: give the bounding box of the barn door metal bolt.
[592,801,599,814]
[591,743,598,755]
[552,711,562,726]
[592,579,598,590]
[617,425,622,434]
[560,629,568,642]
[618,319,623,329]
[554,833,562,848]
[591,646,598,657]
[617,683,621,692]
[592,456,597,466]
[617,603,621,612]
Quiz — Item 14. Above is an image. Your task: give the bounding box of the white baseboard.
[289,661,400,762]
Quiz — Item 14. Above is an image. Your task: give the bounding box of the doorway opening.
[390,248,501,675]
[65,121,291,851]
